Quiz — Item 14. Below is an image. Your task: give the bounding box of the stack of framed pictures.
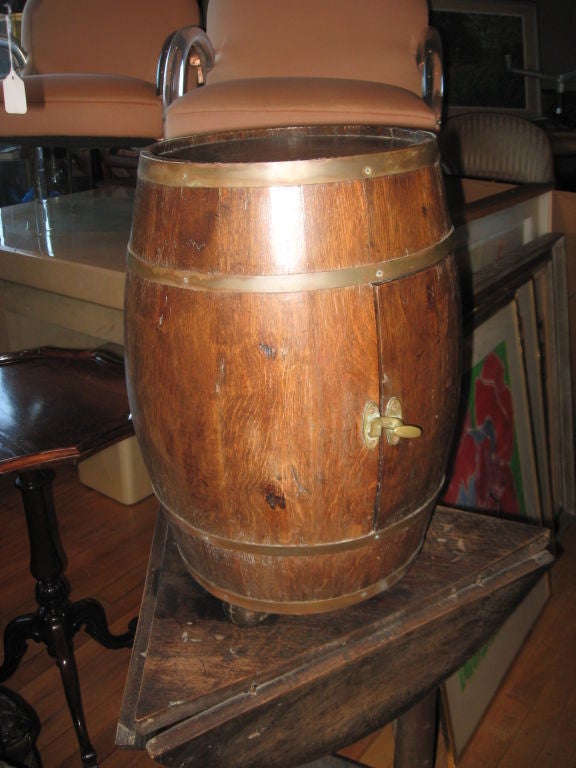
[440,231,574,760]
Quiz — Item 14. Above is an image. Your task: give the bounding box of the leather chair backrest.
[205,0,428,96]
[21,0,201,82]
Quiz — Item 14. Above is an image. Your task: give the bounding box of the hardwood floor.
[1,465,574,767]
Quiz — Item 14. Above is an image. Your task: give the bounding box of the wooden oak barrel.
[125,125,461,615]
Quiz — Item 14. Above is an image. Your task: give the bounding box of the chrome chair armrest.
[418,26,444,128]
[0,33,28,73]
[156,25,214,112]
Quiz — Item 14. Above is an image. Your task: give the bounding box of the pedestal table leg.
[14,468,98,766]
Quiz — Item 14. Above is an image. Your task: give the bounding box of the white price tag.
[3,70,27,114]
[2,9,27,114]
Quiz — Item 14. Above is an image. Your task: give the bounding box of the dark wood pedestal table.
[0,347,138,768]
[117,507,553,767]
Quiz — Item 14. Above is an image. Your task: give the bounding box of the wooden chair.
[160,0,444,139]
[0,348,136,768]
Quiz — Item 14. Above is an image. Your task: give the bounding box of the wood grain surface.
[125,126,461,612]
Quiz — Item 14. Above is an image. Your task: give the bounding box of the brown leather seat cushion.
[165,77,437,138]
[0,74,161,140]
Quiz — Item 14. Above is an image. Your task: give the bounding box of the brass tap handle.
[370,417,423,440]
[362,398,423,449]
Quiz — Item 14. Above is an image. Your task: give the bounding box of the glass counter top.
[0,187,134,309]
[0,186,133,266]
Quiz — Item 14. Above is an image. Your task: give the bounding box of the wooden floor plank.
[455,519,576,768]
[529,686,576,768]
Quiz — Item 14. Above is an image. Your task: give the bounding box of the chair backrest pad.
[206,0,428,97]
[21,0,201,83]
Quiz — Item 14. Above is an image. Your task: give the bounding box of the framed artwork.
[532,238,576,521]
[430,0,542,118]
[466,232,572,525]
[440,299,548,760]
[442,300,541,522]
[441,574,549,760]
[438,230,576,761]
[515,280,554,528]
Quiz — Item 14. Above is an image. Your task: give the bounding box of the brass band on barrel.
[138,140,439,188]
[126,231,454,294]
[164,482,442,557]
[178,545,423,614]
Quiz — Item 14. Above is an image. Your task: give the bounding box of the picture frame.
[430,0,542,118]
[515,280,554,528]
[532,238,576,522]
[440,299,548,760]
[469,232,576,524]
[442,300,542,522]
[441,574,549,760]
[438,233,576,762]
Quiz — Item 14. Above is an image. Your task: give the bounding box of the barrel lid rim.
[138,125,439,188]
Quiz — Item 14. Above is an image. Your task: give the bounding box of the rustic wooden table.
[117,506,552,768]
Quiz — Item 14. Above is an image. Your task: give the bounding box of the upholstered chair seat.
[165,77,439,137]
[2,74,162,141]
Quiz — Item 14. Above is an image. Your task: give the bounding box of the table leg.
[393,689,438,768]
[297,691,438,768]
[0,469,136,767]
[14,469,98,765]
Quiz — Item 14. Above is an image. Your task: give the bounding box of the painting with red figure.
[442,342,526,518]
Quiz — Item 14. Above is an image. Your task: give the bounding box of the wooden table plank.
[118,507,552,767]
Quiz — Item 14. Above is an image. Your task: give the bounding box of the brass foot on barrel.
[222,602,272,627]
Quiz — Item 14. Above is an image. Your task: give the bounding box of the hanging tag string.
[5,7,15,75]
[3,3,15,74]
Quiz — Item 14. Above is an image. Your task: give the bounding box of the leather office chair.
[160,0,443,139]
[439,111,556,185]
[1,0,201,143]
[0,0,201,197]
